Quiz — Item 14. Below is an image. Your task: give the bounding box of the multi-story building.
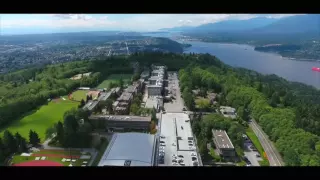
[147,65,167,97]
[113,92,133,115]
[212,129,236,158]
[89,115,152,132]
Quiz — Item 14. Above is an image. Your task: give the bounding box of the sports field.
[0,97,79,143]
[96,74,132,89]
[11,149,92,167]
[70,90,89,101]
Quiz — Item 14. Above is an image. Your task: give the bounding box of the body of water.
[143,32,320,89]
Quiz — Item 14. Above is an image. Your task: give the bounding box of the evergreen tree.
[56,121,65,145]
[3,130,17,153]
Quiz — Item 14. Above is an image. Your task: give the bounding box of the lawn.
[246,127,270,166]
[11,149,91,166]
[0,97,79,143]
[70,90,89,101]
[195,97,211,109]
[96,74,132,89]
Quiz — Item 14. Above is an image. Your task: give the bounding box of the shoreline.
[189,39,320,62]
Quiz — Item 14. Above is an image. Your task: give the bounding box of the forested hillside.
[1,52,320,165]
[178,54,320,166]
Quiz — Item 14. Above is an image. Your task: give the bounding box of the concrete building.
[82,100,99,112]
[212,129,236,158]
[220,106,237,119]
[98,132,156,166]
[114,92,133,115]
[147,85,162,97]
[89,115,152,132]
[140,70,150,80]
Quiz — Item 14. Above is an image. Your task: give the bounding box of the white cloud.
[1,14,300,32]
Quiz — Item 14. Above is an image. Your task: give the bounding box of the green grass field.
[0,97,79,143]
[71,90,89,101]
[11,150,91,166]
[246,127,270,166]
[96,74,132,89]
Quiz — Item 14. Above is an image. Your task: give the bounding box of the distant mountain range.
[161,14,320,35]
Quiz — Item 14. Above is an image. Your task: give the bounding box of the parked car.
[191,157,197,161]
[178,155,184,158]
[256,154,261,157]
[160,143,166,146]
[179,162,185,166]
[190,153,197,157]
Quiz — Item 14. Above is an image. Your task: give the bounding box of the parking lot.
[243,138,262,166]
[164,72,184,112]
[157,113,199,166]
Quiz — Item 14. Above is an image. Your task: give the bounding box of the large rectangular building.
[89,115,152,132]
[98,133,156,166]
[212,129,236,158]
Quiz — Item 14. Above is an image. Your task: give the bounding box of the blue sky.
[0,14,297,35]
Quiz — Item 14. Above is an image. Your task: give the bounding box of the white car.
[172,162,179,165]
[190,153,197,157]
[179,162,185,166]
[160,143,166,146]
[172,154,177,158]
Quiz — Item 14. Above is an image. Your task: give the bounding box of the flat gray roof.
[160,113,198,166]
[212,129,234,149]
[98,90,113,101]
[117,92,133,101]
[149,76,163,81]
[89,115,151,122]
[82,100,99,111]
[98,133,156,166]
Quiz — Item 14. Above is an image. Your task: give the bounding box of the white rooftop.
[160,113,199,166]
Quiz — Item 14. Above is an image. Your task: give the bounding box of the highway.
[249,119,284,166]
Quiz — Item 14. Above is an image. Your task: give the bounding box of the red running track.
[13,160,63,166]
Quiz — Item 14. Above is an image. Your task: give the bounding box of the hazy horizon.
[0,14,297,35]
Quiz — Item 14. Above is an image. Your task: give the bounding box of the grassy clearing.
[71,90,89,101]
[195,97,210,109]
[0,98,79,143]
[11,150,91,166]
[246,127,270,166]
[96,74,132,89]
[92,138,109,166]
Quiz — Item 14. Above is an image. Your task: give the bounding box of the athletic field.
[11,149,91,167]
[96,74,132,89]
[0,97,79,142]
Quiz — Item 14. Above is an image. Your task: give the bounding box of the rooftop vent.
[124,160,131,166]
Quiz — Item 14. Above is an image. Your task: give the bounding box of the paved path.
[249,119,284,166]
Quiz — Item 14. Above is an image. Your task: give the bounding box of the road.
[249,119,284,166]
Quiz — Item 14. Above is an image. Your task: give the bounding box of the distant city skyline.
[0,14,297,35]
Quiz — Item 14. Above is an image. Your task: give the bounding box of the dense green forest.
[178,54,320,166]
[1,52,320,165]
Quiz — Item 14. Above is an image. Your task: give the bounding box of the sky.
[0,14,298,35]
